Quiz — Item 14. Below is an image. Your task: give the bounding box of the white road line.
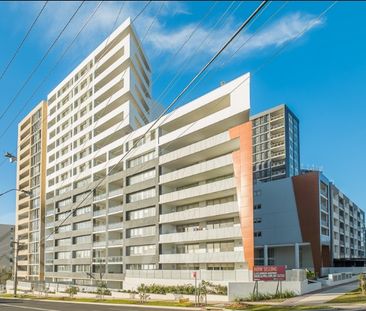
[1,303,60,311]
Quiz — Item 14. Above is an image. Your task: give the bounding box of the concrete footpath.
[280,281,359,306]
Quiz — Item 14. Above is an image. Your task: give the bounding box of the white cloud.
[14,2,325,70]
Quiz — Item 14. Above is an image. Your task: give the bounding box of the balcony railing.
[108,239,123,246]
[108,205,123,214]
[93,209,106,217]
[108,255,123,263]
[93,225,106,232]
[108,222,123,230]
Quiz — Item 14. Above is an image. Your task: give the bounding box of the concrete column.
[264,245,268,266]
[295,243,300,269]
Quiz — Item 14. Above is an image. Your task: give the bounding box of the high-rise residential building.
[0,224,15,276]
[251,104,300,183]
[38,18,253,289]
[15,101,47,281]
[253,170,365,276]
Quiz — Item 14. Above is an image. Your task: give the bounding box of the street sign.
[253,265,286,281]
[192,272,197,279]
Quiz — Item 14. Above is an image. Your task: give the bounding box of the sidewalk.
[280,281,359,306]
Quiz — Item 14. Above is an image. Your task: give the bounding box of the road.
[0,298,195,311]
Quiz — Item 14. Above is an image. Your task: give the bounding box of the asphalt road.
[0,298,194,311]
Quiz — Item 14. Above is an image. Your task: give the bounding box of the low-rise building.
[0,224,15,281]
[254,170,365,276]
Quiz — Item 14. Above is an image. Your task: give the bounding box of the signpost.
[253,265,286,281]
[252,266,286,299]
[192,272,197,306]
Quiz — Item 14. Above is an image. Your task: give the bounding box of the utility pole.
[12,240,20,297]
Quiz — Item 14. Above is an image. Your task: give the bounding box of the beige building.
[15,101,47,281]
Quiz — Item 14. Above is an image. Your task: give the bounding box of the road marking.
[1,304,59,311]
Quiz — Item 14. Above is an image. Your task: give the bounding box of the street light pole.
[0,189,32,197]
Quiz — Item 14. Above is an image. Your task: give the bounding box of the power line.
[0,1,48,82]
[0,1,85,124]
[44,0,269,241]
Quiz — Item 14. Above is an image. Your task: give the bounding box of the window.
[128,244,156,256]
[74,250,91,258]
[74,265,90,272]
[127,188,155,203]
[127,206,155,220]
[56,265,71,272]
[254,231,262,237]
[127,151,155,168]
[254,218,262,224]
[57,197,72,208]
[127,169,155,185]
[73,235,91,244]
[254,190,262,197]
[177,244,200,254]
[74,206,91,216]
[74,221,91,230]
[56,238,71,246]
[207,218,234,230]
[57,224,71,233]
[207,241,234,253]
[254,204,262,210]
[56,252,71,259]
[206,196,234,206]
[127,225,156,238]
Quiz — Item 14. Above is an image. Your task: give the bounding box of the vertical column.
[295,243,300,269]
[264,245,268,266]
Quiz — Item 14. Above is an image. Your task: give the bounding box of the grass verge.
[226,304,334,310]
[328,288,366,304]
[0,294,194,308]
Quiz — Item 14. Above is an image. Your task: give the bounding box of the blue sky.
[0,1,365,224]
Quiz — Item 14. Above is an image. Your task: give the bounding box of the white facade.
[42,18,253,289]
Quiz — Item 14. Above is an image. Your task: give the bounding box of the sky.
[0,1,365,224]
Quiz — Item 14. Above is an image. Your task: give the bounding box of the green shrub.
[246,290,296,301]
[65,286,78,298]
[134,282,227,296]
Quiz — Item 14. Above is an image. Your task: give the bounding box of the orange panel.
[229,122,254,270]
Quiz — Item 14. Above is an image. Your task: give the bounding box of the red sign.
[253,266,286,281]
[192,272,197,279]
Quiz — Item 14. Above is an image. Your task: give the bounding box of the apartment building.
[38,18,253,289]
[15,101,47,281]
[0,224,15,274]
[253,170,365,276]
[250,104,300,182]
[331,183,366,265]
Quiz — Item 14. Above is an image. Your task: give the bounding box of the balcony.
[108,255,123,263]
[93,241,106,248]
[108,222,123,230]
[160,201,238,224]
[160,251,243,264]
[160,226,241,244]
[108,188,123,198]
[108,205,123,214]
[93,209,107,217]
[93,225,106,232]
[160,177,235,205]
[94,193,107,202]
[108,239,123,246]
[160,154,233,185]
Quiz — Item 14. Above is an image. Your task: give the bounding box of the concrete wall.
[228,280,321,301]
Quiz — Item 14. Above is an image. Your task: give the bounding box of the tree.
[96,281,110,300]
[359,274,366,295]
[137,283,150,303]
[65,286,78,298]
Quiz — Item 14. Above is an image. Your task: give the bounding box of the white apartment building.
[42,18,254,289]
